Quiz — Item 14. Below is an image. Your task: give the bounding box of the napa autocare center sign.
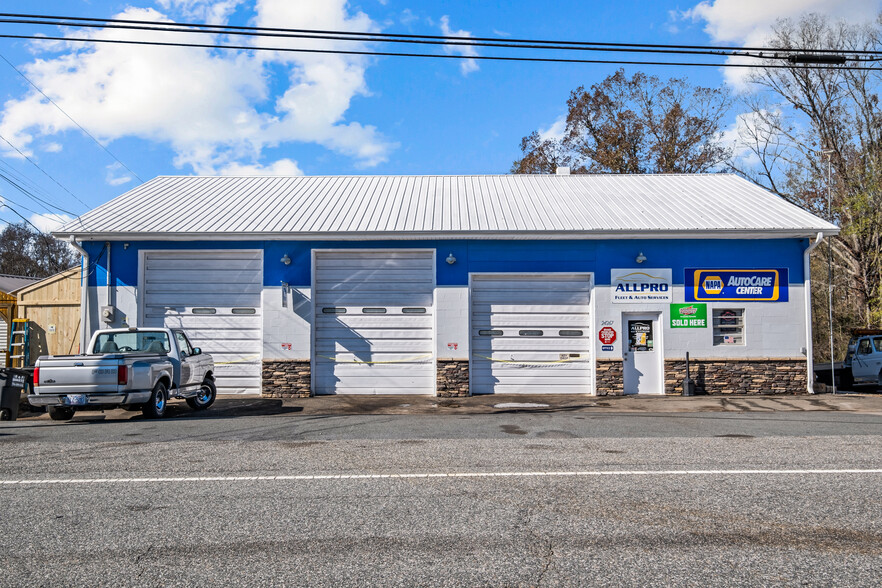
[611,269,672,303]
[686,269,789,302]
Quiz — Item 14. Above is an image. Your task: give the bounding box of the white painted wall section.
[262,286,311,360]
[435,286,469,359]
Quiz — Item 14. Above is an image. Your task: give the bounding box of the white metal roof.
[57,174,839,240]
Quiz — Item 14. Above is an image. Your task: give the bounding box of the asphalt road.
[2,407,881,587]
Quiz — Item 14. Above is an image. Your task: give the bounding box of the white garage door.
[314,250,434,395]
[142,250,262,394]
[471,274,592,394]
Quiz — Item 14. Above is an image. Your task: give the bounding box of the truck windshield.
[92,331,171,355]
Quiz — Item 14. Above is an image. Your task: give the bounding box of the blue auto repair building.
[55,173,838,397]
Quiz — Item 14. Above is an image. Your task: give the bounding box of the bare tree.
[732,12,882,358]
[512,69,733,174]
[0,223,77,278]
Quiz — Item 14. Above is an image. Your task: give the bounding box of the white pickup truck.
[29,327,216,421]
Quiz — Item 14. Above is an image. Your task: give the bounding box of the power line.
[0,132,90,208]
[2,12,878,57]
[0,32,875,70]
[0,169,79,216]
[0,191,52,233]
[0,16,780,61]
[0,52,143,182]
[0,161,68,216]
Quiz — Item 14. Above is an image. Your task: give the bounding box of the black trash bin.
[0,368,29,421]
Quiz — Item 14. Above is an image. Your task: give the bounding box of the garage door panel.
[146,281,262,294]
[316,339,430,353]
[472,284,583,306]
[471,274,592,395]
[144,313,259,325]
[315,250,434,395]
[472,303,590,314]
[472,279,589,291]
[144,250,262,395]
[145,293,261,307]
[472,322,589,331]
[317,281,434,294]
[317,315,433,329]
[473,343,590,354]
[315,257,435,270]
[473,375,590,386]
[315,374,433,389]
[484,384,588,394]
[316,269,433,282]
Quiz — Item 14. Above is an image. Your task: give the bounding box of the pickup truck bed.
[29,353,171,407]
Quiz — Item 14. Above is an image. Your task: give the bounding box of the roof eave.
[53,228,841,242]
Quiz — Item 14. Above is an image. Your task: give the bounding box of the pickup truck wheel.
[142,382,168,419]
[186,379,217,410]
[48,406,75,421]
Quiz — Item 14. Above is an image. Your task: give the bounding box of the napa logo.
[611,268,672,303]
[686,268,789,302]
[701,276,724,294]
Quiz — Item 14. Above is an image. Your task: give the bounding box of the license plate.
[64,394,87,406]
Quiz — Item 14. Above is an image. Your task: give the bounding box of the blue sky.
[0,0,877,230]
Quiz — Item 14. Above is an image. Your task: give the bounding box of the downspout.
[68,236,89,353]
[804,232,824,394]
[106,241,111,308]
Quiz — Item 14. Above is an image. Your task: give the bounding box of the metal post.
[825,151,836,394]
[683,351,694,396]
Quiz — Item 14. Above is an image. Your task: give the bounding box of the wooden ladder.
[8,319,29,368]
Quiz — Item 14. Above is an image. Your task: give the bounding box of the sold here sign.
[670,304,707,328]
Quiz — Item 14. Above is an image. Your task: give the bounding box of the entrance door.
[622,313,663,395]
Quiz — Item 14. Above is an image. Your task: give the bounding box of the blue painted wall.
[80,238,808,288]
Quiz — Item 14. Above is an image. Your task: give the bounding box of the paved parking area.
[14,391,882,422]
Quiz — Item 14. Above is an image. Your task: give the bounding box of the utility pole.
[822,149,836,394]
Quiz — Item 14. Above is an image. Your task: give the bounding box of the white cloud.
[400,9,419,26]
[439,16,479,75]
[682,0,880,89]
[156,0,245,25]
[29,212,72,233]
[105,163,132,186]
[218,158,303,176]
[538,114,567,142]
[0,1,396,174]
[43,142,62,153]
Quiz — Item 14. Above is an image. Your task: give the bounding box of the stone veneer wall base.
[436,359,470,397]
[597,357,807,396]
[262,359,312,398]
[664,358,807,395]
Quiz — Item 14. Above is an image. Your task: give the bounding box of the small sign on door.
[628,320,653,352]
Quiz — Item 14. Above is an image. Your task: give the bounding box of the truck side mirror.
[192,347,201,355]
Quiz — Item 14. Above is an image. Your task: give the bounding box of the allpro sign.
[686,268,788,302]
[611,269,672,303]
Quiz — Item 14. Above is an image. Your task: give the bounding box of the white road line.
[1,469,881,486]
